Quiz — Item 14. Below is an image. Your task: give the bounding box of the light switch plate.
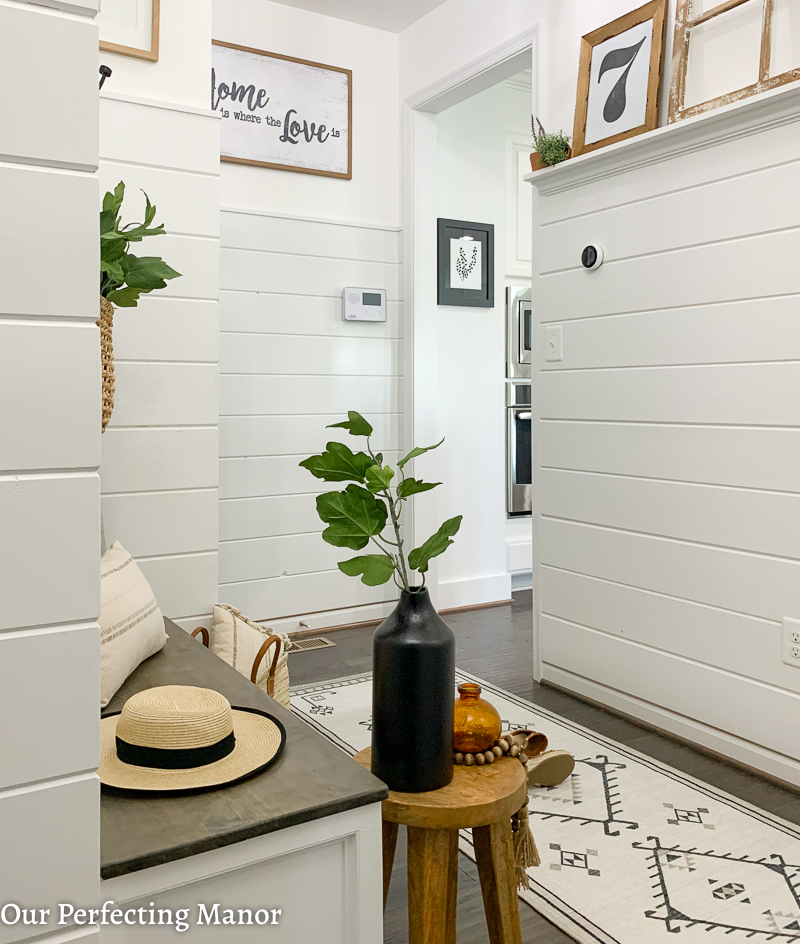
[781,616,800,667]
[545,324,563,362]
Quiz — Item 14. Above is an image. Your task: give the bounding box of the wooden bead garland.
[453,735,524,766]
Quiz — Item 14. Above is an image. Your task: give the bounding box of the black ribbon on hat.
[116,732,236,770]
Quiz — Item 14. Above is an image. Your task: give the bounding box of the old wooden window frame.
[670,0,800,122]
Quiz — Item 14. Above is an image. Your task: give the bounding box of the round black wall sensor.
[581,245,604,270]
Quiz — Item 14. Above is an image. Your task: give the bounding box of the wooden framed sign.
[572,0,668,156]
[211,41,352,179]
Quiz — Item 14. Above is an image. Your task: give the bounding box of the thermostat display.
[343,287,387,322]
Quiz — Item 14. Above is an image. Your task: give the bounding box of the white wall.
[431,80,531,608]
[97,0,220,632]
[529,86,800,789]
[213,0,402,630]
[0,1,101,940]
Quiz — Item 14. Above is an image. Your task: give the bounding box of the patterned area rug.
[291,669,800,944]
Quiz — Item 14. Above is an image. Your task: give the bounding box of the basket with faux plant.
[530,117,572,171]
[300,412,463,793]
[98,182,181,431]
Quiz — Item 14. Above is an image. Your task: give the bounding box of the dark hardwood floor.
[289,590,800,944]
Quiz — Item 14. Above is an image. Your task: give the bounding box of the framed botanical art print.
[98,0,160,62]
[437,218,494,308]
[572,0,668,156]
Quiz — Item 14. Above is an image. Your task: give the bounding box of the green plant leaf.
[100,209,118,236]
[408,515,463,573]
[397,477,440,499]
[398,438,444,470]
[100,260,124,281]
[327,410,373,437]
[121,254,181,290]
[102,182,125,215]
[106,286,143,307]
[365,464,394,493]
[338,554,395,586]
[316,485,388,550]
[101,236,126,264]
[300,442,376,483]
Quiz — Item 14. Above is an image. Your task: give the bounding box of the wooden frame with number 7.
[572,0,669,157]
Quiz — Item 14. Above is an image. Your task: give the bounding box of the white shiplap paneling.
[219,210,401,626]
[0,321,100,472]
[99,95,219,624]
[530,95,800,783]
[1,0,101,926]
[0,624,99,790]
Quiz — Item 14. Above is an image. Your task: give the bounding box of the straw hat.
[99,685,286,792]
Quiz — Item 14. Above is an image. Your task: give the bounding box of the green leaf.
[106,286,143,307]
[408,515,463,573]
[327,410,373,437]
[316,485,388,550]
[102,181,125,215]
[101,236,126,264]
[100,260,124,281]
[120,254,181,290]
[100,209,118,236]
[365,464,394,493]
[397,477,440,499]
[121,222,166,242]
[398,438,445,470]
[338,554,395,586]
[143,191,157,227]
[299,442,376,483]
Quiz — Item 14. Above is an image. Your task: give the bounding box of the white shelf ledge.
[525,80,800,195]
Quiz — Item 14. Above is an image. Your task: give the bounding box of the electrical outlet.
[781,617,800,667]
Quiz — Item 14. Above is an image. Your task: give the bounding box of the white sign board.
[211,41,351,179]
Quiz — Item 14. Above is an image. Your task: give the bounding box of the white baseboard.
[437,573,512,611]
[260,600,398,635]
[170,601,398,637]
[543,664,800,791]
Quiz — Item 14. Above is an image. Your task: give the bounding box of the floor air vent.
[287,636,336,653]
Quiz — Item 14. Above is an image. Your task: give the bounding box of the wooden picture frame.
[669,0,800,123]
[99,0,160,62]
[572,0,669,157]
[437,219,494,308]
[212,40,352,180]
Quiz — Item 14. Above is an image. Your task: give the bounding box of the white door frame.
[400,27,539,624]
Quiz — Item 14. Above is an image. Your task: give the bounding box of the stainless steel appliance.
[506,381,532,516]
[506,286,532,379]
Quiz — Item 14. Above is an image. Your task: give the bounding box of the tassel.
[511,802,540,890]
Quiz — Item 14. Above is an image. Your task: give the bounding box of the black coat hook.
[99,65,112,89]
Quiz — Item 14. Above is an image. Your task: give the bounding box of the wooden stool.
[354,747,527,944]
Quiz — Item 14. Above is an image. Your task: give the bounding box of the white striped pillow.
[100,542,167,707]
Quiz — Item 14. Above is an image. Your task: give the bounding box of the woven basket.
[97,296,115,432]
[218,604,292,710]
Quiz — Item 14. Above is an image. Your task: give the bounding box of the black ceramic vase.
[371,587,455,793]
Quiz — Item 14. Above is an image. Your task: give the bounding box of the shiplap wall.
[530,87,800,788]
[219,209,402,630]
[0,1,101,941]
[98,94,220,632]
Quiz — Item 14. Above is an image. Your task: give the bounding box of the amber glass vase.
[453,682,502,753]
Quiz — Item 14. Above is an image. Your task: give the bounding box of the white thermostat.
[343,287,387,322]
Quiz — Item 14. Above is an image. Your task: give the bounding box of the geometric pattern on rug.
[291,670,800,944]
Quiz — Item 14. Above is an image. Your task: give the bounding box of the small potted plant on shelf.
[99,182,181,431]
[530,117,572,171]
[300,412,463,793]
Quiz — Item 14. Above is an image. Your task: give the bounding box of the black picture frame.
[437,218,494,308]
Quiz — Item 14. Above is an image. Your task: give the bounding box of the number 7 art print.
[572,0,669,157]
